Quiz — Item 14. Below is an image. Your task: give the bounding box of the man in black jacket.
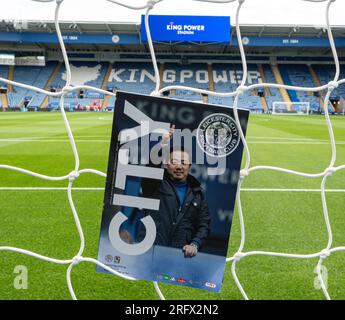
[140,127,211,257]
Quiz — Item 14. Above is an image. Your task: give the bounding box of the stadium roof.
[3,0,345,26]
[1,20,345,61]
[2,0,345,61]
[2,19,345,37]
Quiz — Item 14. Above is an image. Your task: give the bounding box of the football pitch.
[0,112,344,300]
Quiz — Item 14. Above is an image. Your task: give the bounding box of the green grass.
[0,112,345,300]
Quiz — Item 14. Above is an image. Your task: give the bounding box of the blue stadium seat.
[313,64,345,98]
[279,64,320,111]
[163,63,209,102]
[261,64,283,111]
[0,65,9,86]
[107,62,156,95]
[3,61,341,112]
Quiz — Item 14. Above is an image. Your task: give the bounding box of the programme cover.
[97,91,249,292]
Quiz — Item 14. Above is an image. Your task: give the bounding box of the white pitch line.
[248,136,322,141]
[0,139,109,143]
[0,187,345,192]
[0,187,104,191]
[1,139,345,145]
[241,188,345,193]
[248,141,345,145]
[0,136,325,141]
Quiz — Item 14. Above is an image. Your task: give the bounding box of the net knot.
[72,255,83,265]
[240,169,249,179]
[68,171,80,182]
[238,0,245,4]
[320,249,331,260]
[150,90,161,97]
[325,166,336,177]
[327,81,338,91]
[147,0,157,9]
[62,85,73,95]
[236,85,248,96]
[233,252,245,262]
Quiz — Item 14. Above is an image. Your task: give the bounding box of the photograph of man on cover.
[138,125,211,258]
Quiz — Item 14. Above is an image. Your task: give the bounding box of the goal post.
[272,101,310,115]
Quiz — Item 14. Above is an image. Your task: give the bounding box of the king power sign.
[108,68,262,85]
[166,22,206,35]
[141,15,230,43]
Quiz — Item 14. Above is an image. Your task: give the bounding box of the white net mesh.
[0,0,345,300]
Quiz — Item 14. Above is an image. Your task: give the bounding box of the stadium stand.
[279,64,321,111]
[313,64,345,97]
[210,63,237,106]
[307,64,345,112]
[240,63,264,112]
[107,62,156,94]
[0,65,8,86]
[261,64,284,111]
[105,62,158,109]
[45,61,107,110]
[29,61,58,109]
[163,62,208,102]
[10,65,43,109]
[1,61,341,113]
[0,65,9,110]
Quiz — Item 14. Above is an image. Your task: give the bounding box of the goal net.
[0,0,344,301]
[272,101,310,115]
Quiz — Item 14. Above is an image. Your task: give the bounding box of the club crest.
[197,113,240,157]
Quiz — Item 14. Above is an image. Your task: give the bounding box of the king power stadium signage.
[141,15,231,43]
[166,23,205,35]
